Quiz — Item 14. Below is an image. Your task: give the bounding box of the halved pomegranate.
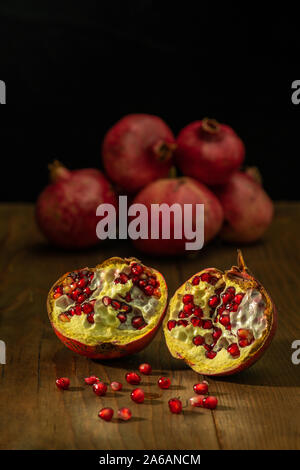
[163,251,277,376]
[47,257,168,359]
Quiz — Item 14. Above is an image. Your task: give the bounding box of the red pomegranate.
[102,114,176,193]
[47,257,168,360]
[214,171,274,243]
[36,161,117,248]
[164,251,277,376]
[132,177,224,255]
[175,118,245,185]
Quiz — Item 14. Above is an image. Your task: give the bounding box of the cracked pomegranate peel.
[47,257,168,359]
[163,251,277,376]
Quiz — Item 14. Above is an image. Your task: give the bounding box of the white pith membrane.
[50,259,167,346]
[164,269,269,375]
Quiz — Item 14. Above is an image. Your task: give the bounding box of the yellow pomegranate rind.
[48,257,168,357]
[163,251,277,376]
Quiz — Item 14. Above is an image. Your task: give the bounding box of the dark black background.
[0,1,299,202]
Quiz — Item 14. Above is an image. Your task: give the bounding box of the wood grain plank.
[0,203,300,449]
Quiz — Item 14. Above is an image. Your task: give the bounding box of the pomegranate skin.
[102,114,176,193]
[175,118,245,185]
[215,171,274,243]
[36,161,117,248]
[132,177,224,255]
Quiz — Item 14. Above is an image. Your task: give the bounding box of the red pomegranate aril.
[132,316,145,329]
[139,363,152,375]
[158,377,171,389]
[193,335,204,346]
[200,273,211,283]
[125,372,141,385]
[59,313,70,322]
[93,382,107,396]
[193,382,208,395]
[212,327,222,340]
[227,286,236,295]
[183,303,194,315]
[239,339,249,348]
[111,381,123,391]
[167,320,177,331]
[190,395,204,407]
[148,277,157,287]
[139,280,147,289]
[75,305,82,315]
[193,307,203,317]
[131,388,145,404]
[144,285,154,296]
[178,311,189,319]
[117,313,127,323]
[191,316,202,327]
[219,314,230,327]
[234,293,244,304]
[102,296,111,306]
[77,278,87,289]
[131,263,143,276]
[111,300,121,310]
[118,407,132,421]
[222,292,234,304]
[227,343,240,358]
[98,407,114,422]
[183,294,194,304]
[206,350,217,359]
[56,377,70,390]
[178,319,188,327]
[237,328,251,339]
[230,303,239,312]
[192,276,200,285]
[77,294,86,304]
[204,396,218,409]
[208,295,219,308]
[84,375,99,385]
[217,305,225,315]
[119,273,129,284]
[125,293,132,302]
[202,319,213,329]
[82,303,93,314]
[168,398,182,414]
[84,287,92,296]
[87,314,94,324]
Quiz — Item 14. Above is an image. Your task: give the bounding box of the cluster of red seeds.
[167,272,251,360]
[101,294,147,330]
[115,263,160,298]
[169,380,218,414]
[53,269,96,323]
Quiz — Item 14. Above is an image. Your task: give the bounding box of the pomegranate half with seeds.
[163,251,277,376]
[47,257,168,359]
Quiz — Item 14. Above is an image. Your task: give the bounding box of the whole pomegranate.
[47,257,168,359]
[214,171,274,243]
[102,114,176,193]
[132,177,224,255]
[36,161,117,248]
[164,251,277,376]
[175,118,245,185]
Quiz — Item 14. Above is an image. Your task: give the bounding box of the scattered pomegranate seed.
[193,382,208,395]
[131,388,145,403]
[92,382,107,396]
[158,377,171,389]
[98,407,114,422]
[56,377,70,390]
[189,395,204,407]
[111,381,123,391]
[168,398,182,414]
[183,294,194,304]
[192,276,200,285]
[193,335,204,346]
[84,375,99,385]
[227,343,240,358]
[190,395,218,409]
[139,363,152,375]
[167,320,177,330]
[125,372,141,385]
[208,295,219,308]
[118,407,132,421]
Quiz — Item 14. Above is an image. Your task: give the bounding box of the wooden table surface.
[0,202,300,450]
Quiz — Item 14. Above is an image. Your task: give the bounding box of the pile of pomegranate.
[36,113,273,252]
